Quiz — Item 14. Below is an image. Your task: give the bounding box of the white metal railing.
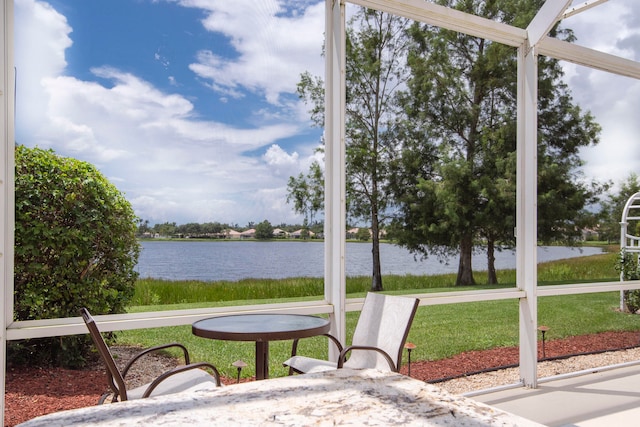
[6,280,640,341]
[624,234,640,252]
[5,300,336,340]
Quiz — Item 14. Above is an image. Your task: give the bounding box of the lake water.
[135,240,602,282]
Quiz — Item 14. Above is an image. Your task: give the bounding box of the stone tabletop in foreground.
[18,368,543,427]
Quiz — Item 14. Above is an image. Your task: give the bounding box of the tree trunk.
[456,233,476,286]
[486,238,498,285]
[370,216,383,292]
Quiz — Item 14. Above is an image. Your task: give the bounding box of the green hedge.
[11,145,140,367]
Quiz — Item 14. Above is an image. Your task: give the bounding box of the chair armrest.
[336,345,397,372]
[122,343,191,379]
[290,333,343,358]
[287,333,343,375]
[142,362,222,398]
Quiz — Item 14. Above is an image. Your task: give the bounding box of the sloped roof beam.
[349,0,526,47]
[352,0,640,81]
[527,0,572,47]
[539,37,640,80]
[563,0,611,19]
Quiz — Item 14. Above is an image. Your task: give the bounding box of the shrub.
[11,145,140,367]
[255,220,274,240]
[356,228,371,241]
[616,250,640,314]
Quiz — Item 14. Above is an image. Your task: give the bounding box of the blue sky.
[14,0,640,227]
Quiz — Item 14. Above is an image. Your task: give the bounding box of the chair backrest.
[80,308,129,401]
[345,292,419,371]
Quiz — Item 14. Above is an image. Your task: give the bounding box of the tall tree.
[295,8,411,291]
[153,222,177,238]
[390,0,603,285]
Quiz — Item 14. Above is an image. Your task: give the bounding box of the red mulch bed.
[5,330,640,427]
[398,330,640,382]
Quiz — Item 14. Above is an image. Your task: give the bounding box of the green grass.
[131,253,621,306]
[117,251,640,380]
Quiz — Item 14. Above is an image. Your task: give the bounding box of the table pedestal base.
[255,341,268,380]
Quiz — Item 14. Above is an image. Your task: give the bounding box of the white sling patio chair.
[80,307,221,403]
[283,292,420,374]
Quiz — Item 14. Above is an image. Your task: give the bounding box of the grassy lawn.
[116,251,640,379]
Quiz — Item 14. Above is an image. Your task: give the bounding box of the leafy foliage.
[293,1,607,289]
[617,250,640,314]
[390,0,604,285]
[356,228,371,241]
[286,160,324,227]
[255,220,274,240]
[11,145,140,367]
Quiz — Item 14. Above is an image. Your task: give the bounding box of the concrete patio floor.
[470,362,640,426]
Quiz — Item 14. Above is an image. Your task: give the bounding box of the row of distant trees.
[135,219,326,239]
[137,172,639,246]
[287,3,619,291]
[136,173,640,243]
[136,218,384,241]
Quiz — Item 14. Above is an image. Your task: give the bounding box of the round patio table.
[192,314,331,380]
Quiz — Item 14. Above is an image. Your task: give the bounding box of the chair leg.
[287,339,300,376]
[98,392,113,405]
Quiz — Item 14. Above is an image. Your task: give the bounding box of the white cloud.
[180,0,325,105]
[566,0,640,61]
[263,144,307,181]
[264,144,298,166]
[561,0,640,188]
[14,0,71,144]
[251,186,298,224]
[15,0,323,226]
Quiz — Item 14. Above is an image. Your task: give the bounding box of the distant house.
[241,228,256,239]
[347,227,360,239]
[347,227,386,240]
[273,228,289,238]
[224,229,242,239]
[582,227,600,241]
[291,229,315,239]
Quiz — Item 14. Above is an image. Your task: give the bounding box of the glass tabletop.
[192,313,331,342]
